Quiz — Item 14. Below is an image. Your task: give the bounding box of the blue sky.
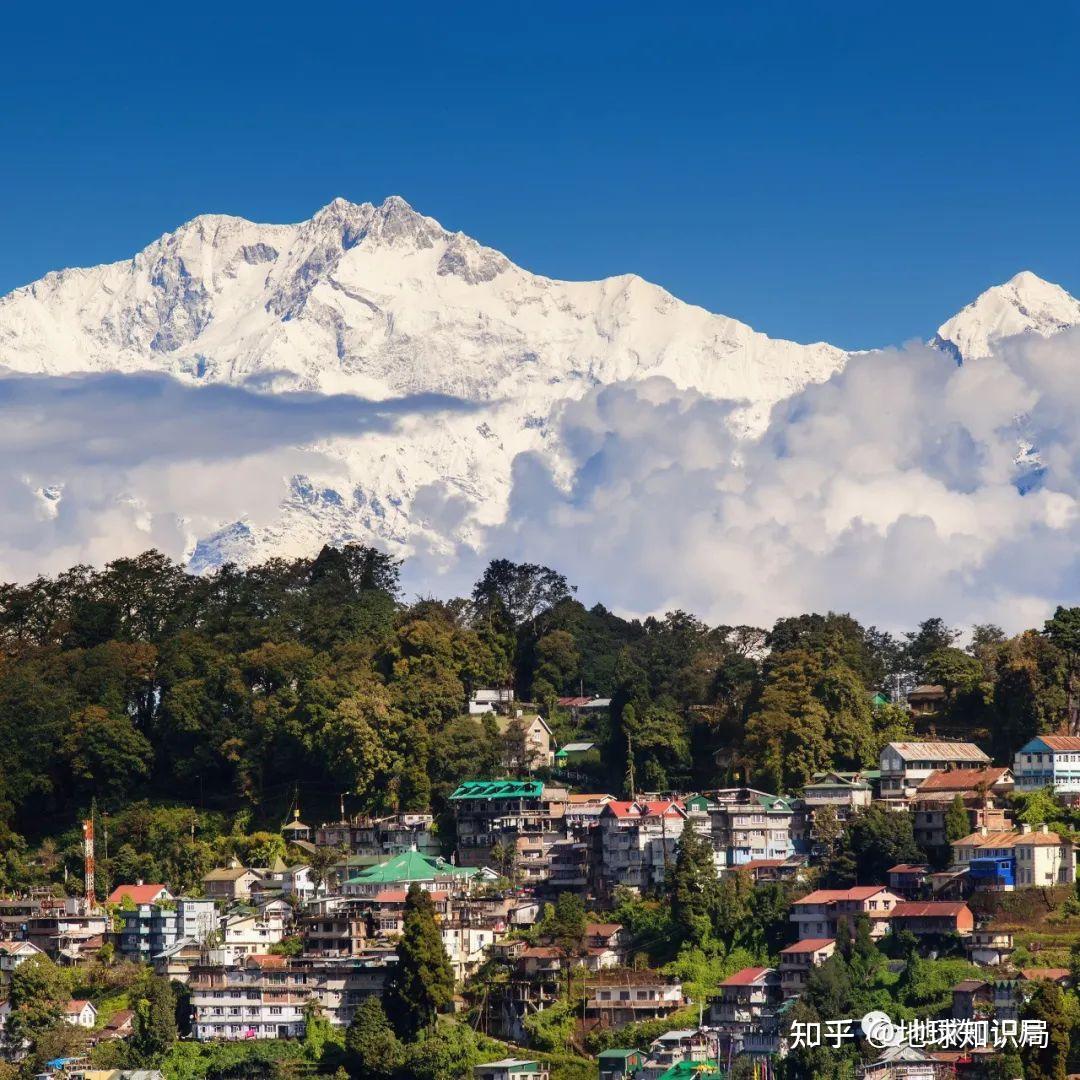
[1,0,1078,349]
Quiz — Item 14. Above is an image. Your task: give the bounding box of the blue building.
[967,855,1015,890]
[1013,735,1080,793]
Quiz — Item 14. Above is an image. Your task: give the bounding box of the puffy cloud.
[485,331,1080,632]
[0,371,470,582]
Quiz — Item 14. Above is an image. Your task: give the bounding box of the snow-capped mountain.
[934,270,1080,361]
[0,196,1077,570]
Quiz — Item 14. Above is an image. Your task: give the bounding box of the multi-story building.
[298,900,372,957]
[878,742,990,803]
[966,928,1014,966]
[190,951,393,1039]
[585,971,685,1028]
[21,902,110,963]
[708,967,783,1045]
[1013,735,1080,793]
[778,938,836,998]
[706,789,805,867]
[449,780,568,872]
[595,800,687,895]
[801,772,872,854]
[314,813,440,859]
[912,800,1010,853]
[950,824,1076,888]
[790,887,901,940]
[220,909,288,957]
[190,953,309,1040]
[117,898,217,963]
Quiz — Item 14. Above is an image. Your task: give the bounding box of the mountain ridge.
[0,196,1077,571]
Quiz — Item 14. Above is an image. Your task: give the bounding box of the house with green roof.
[598,1048,646,1079]
[450,779,565,869]
[707,787,807,866]
[657,1061,724,1080]
[342,849,480,897]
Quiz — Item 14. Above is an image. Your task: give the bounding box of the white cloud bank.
[0,372,471,583]
[2,332,1079,634]
[484,330,1080,632]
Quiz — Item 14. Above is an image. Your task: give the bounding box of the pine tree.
[944,793,970,845]
[384,883,455,1039]
[1021,982,1069,1080]
[345,996,403,1079]
[667,826,718,945]
[131,973,177,1060]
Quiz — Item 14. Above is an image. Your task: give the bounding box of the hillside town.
[0,552,1078,1080]
[2,678,1079,1080]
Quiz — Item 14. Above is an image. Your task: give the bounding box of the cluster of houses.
[4,679,1080,1080]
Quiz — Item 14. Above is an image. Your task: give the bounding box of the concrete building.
[888,901,974,938]
[790,887,901,940]
[706,789,805,867]
[117,898,217,963]
[708,967,783,1043]
[585,971,685,1028]
[878,742,990,802]
[778,938,835,998]
[596,800,687,894]
[951,824,1077,888]
[1013,735,1080,793]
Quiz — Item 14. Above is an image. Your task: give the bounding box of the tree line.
[0,546,1078,893]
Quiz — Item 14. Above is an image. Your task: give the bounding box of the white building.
[63,1000,97,1028]
[220,909,289,956]
[1013,735,1080,793]
[879,742,990,802]
[596,800,687,894]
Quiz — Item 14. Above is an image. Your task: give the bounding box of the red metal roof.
[604,800,685,819]
[719,966,772,986]
[586,922,623,937]
[1036,736,1080,752]
[794,886,892,905]
[888,863,930,874]
[780,939,835,953]
[891,901,970,918]
[1020,968,1071,982]
[916,767,1010,793]
[107,883,170,905]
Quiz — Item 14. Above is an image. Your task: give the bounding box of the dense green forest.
[0,545,1077,894]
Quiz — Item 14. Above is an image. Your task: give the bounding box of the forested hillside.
[0,545,1075,895]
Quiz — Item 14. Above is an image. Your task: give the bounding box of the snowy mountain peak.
[5,194,1078,575]
[935,270,1080,361]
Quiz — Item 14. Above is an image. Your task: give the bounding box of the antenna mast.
[82,818,96,908]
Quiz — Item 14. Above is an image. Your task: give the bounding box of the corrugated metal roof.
[886,741,990,762]
[449,779,544,800]
[719,966,773,986]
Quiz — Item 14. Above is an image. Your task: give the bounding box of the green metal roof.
[345,850,475,885]
[449,779,544,801]
[598,1048,644,1060]
[657,1062,724,1080]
